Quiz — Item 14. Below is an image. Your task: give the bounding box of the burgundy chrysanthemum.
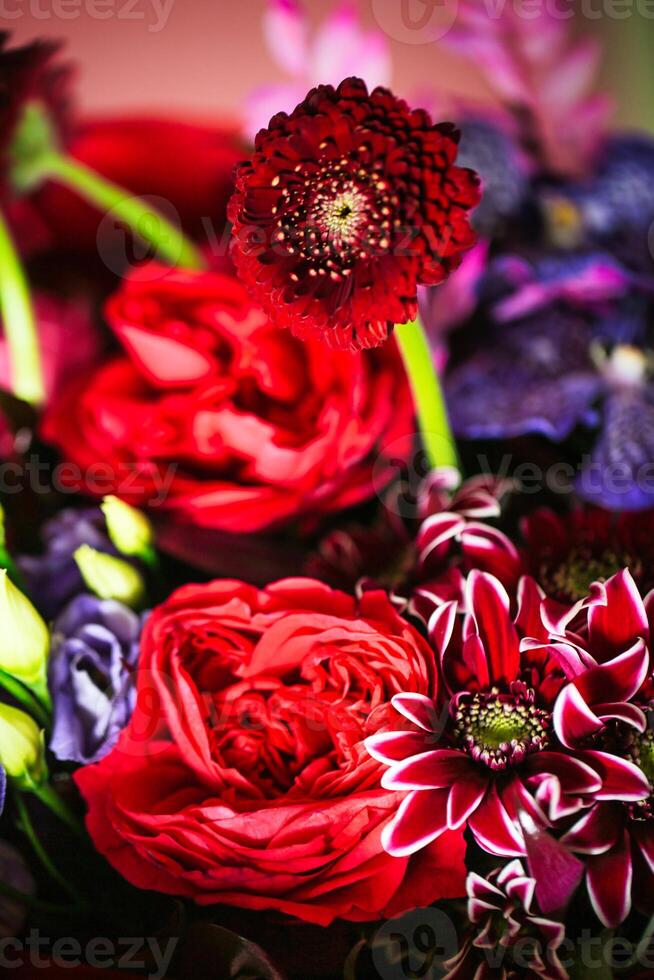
[365,571,649,860]
[443,861,568,980]
[228,77,480,351]
[0,33,73,200]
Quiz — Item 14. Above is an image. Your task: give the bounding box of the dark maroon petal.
[574,640,649,706]
[466,570,520,685]
[580,750,651,801]
[381,749,469,791]
[553,684,604,748]
[468,783,525,856]
[587,831,633,927]
[365,730,435,765]
[447,769,488,828]
[562,803,622,854]
[390,693,439,733]
[381,787,450,857]
[588,569,649,660]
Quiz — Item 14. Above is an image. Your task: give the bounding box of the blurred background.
[8,0,654,132]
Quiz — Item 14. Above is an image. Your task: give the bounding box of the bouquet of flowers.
[1,2,654,977]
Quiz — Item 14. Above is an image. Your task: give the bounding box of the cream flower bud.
[0,570,49,695]
[101,496,154,559]
[74,545,145,608]
[0,704,46,788]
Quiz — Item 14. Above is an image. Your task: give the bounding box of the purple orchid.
[48,593,144,765]
[445,252,654,509]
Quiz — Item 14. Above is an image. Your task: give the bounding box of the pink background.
[7,0,654,131]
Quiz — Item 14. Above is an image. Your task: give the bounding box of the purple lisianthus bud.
[18,508,114,619]
[0,840,34,939]
[49,593,144,765]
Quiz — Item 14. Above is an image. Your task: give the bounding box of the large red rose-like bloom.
[0,33,72,201]
[228,77,480,351]
[74,579,467,926]
[41,266,413,534]
[366,571,648,859]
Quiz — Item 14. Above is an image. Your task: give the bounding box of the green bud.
[74,545,145,608]
[0,703,47,788]
[100,495,154,559]
[0,570,50,696]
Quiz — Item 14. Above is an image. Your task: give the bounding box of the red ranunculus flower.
[41,265,413,533]
[74,578,466,926]
[228,77,480,351]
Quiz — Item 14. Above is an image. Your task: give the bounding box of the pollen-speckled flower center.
[543,548,637,602]
[452,688,549,770]
[273,155,395,279]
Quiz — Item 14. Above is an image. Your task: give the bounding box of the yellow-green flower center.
[452,688,549,771]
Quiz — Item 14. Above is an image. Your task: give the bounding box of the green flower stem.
[15,792,84,905]
[0,210,44,405]
[0,669,51,729]
[394,317,459,473]
[31,782,86,839]
[37,152,206,271]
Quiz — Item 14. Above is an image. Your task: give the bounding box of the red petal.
[468,783,525,857]
[365,730,435,765]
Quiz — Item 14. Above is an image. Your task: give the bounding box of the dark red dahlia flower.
[443,860,568,980]
[0,33,72,201]
[365,571,633,859]
[228,77,480,351]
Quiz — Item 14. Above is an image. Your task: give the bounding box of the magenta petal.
[364,730,435,765]
[381,787,450,857]
[381,749,467,791]
[466,570,520,685]
[587,832,633,927]
[520,815,584,914]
